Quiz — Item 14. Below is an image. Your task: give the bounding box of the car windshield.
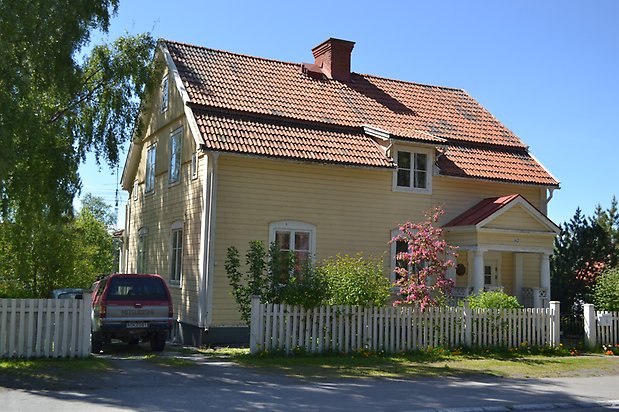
[106,277,168,301]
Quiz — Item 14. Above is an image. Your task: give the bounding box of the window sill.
[168,179,181,188]
[169,281,181,289]
[392,185,431,195]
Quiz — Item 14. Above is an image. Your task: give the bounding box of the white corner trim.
[160,43,204,149]
[198,152,219,329]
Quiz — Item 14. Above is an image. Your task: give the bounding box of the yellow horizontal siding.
[485,205,548,231]
[211,155,550,326]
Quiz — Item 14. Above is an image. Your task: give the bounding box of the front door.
[483,254,500,290]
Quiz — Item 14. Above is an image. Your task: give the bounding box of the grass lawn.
[201,347,619,380]
[234,352,619,379]
[1,345,618,387]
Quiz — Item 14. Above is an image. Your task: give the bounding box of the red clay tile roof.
[437,145,559,186]
[444,194,521,227]
[193,110,394,168]
[162,39,559,187]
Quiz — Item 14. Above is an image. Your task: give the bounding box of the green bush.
[226,241,327,323]
[593,268,619,311]
[467,291,523,309]
[319,254,391,307]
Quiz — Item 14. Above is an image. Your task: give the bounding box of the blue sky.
[79,0,618,227]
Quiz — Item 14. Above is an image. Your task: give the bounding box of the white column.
[472,249,485,294]
[514,253,524,303]
[540,252,551,291]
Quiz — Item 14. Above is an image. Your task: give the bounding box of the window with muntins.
[137,228,148,274]
[170,225,183,285]
[395,149,430,192]
[161,75,169,113]
[169,128,182,184]
[269,221,316,275]
[145,145,156,193]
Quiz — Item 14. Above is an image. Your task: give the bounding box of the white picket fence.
[0,294,92,358]
[250,298,560,354]
[583,304,619,349]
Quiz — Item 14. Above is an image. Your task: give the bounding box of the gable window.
[145,145,156,193]
[170,221,183,286]
[161,75,169,113]
[393,148,431,193]
[137,227,148,274]
[269,221,316,274]
[169,128,182,184]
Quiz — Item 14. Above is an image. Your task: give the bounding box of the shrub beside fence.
[583,303,619,349]
[249,297,560,354]
[0,294,92,358]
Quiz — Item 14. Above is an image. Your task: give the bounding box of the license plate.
[126,321,148,328]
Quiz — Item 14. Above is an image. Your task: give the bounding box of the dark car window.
[106,277,168,301]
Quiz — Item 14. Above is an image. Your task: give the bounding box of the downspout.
[198,151,219,330]
[546,188,555,204]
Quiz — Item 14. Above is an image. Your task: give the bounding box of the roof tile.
[162,40,559,187]
[193,110,394,168]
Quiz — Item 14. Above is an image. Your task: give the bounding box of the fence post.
[249,296,261,354]
[463,304,472,347]
[82,293,92,357]
[549,301,560,347]
[583,303,597,350]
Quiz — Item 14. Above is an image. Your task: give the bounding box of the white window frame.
[191,152,198,180]
[169,127,182,185]
[161,75,169,113]
[137,227,148,274]
[145,144,156,194]
[392,147,432,194]
[169,221,183,287]
[268,221,316,266]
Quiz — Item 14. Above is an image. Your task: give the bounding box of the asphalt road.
[1,349,618,411]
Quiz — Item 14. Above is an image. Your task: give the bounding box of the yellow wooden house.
[119,38,560,344]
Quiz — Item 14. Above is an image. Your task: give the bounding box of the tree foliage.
[593,268,619,312]
[551,199,618,313]
[0,194,115,297]
[391,207,457,310]
[0,1,157,296]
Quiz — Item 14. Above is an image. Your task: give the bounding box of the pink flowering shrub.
[391,207,457,310]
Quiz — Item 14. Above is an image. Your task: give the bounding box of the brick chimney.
[311,38,355,82]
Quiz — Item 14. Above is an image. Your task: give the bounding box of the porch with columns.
[446,247,552,308]
[442,194,560,308]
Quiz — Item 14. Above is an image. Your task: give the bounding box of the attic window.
[393,148,432,194]
[161,75,169,113]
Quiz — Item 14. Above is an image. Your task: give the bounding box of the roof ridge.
[160,38,300,67]
[161,38,467,92]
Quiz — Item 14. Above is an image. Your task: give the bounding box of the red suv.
[91,274,173,353]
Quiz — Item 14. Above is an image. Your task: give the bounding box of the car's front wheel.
[150,333,166,352]
[91,332,103,354]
